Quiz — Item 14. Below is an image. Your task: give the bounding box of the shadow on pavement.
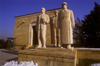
[1,50,18,55]
[6,57,18,61]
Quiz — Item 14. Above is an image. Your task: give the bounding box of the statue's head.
[54,10,59,16]
[41,7,45,14]
[62,2,67,9]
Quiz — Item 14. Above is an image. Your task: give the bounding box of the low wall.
[18,48,100,66]
[18,48,76,66]
[76,48,100,66]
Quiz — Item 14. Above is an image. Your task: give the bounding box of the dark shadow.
[16,22,24,28]
[6,57,18,62]
[79,59,100,66]
[1,50,18,55]
[33,26,38,47]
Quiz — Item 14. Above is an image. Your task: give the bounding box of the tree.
[0,39,5,48]
[0,39,8,49]
[81,2,100,47]
[73,17,82,44]
[73,17,84,47]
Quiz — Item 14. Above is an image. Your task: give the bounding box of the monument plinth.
[18,48,77,66]
[18,2,76,66]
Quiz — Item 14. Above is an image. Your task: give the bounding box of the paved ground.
[0,49,18,66]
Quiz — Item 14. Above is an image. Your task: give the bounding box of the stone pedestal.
[18,48,77,66]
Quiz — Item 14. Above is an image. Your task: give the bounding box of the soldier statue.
[50,10,61,47]
[58,2,75,49]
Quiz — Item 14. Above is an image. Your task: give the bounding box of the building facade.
[14,8,61,49]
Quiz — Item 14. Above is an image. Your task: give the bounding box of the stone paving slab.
[0,49,18,66]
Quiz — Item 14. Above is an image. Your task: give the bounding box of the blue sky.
[0,0,100,40]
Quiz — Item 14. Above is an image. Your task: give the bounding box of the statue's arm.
[58,13,60,29]
[71,10,75,28]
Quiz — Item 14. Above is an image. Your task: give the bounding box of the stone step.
[35,47,73,52]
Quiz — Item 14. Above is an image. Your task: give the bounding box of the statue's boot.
[67,45,74,50]
[37,46,42,48]
[37,44,42,48]
[58,44,61,47]
[43,43,46,48]
[43,45,46,48]
[55,43,57,47]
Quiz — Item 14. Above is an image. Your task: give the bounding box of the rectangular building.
[14,8,61,49]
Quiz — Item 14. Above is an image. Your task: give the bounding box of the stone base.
[18,47,77,66]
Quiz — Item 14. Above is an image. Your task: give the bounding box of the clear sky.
[0,0,100,40]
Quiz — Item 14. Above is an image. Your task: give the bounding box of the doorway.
[32,26,38,47]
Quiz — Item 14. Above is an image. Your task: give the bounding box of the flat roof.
[15,8,61,18]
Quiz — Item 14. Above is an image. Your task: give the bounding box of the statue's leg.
[57,29,61,47]
[41,29,46,48]
[54,28,57,47]
[37,30,42,48]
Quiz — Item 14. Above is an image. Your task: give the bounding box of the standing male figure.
[36,8,50,48]
[50,10,61,47]
[58,2,75,49]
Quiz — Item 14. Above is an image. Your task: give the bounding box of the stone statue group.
[36,2,75,49]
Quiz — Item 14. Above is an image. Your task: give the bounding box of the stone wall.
[18,48,76,66]
[18,48,100,66]
[76,49,100,66]
[14,8,62,49]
